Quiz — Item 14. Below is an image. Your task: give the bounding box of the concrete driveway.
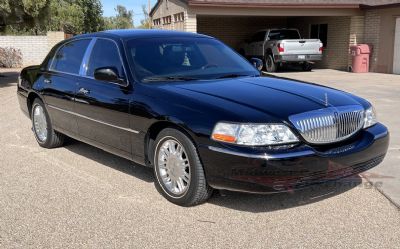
[267,69,400,208]
[0,69,399,248]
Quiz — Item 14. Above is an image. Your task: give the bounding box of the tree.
[138,5,151,29]
[0,0,104,35]
[0,0,51,34]
[49,0,104,34]
[103,5,134,30]
[49,0,84,34]
[80,0,104,32]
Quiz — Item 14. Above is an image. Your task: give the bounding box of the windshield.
[126,37,259,82]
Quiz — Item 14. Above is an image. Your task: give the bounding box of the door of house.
[394,18,400,74]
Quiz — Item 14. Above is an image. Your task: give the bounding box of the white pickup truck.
[239,29,323,72]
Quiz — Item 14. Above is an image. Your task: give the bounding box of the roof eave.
[188,1,361,9]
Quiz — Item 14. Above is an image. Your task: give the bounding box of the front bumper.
[199,123,389,194]
[274,54,323,62]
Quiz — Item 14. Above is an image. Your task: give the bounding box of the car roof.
[74,29,212,40]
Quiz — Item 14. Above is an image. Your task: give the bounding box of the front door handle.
[44,79,51,84]
[78,87,90,95]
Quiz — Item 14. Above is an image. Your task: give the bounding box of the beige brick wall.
[289,17,352,70]
[197,16,288,50]
[364,10,381,72]
[185,12,197,33]
[0,31,64,66]
[364,7,400,73]
[349,16,365,66]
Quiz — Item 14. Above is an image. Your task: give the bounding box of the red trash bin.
[350,44,371,73]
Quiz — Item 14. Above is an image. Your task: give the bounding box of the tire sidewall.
[31,99,53,147]
[265,54,276,72]
[153,129,203,205]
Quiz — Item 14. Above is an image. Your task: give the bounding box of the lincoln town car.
[17,30,389,206]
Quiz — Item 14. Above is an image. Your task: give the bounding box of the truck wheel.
[153,128,213,206]
[265,54,277,73]
[302,62,313,71]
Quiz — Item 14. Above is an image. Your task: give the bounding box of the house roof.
[187,0,400,6]
[150,0,400,16]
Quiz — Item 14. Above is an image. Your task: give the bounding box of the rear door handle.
[44,79,51,84]
[78,87,90,95]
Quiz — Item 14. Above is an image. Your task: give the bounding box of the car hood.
[166,76,365,121]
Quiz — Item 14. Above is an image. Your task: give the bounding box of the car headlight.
[211,122,299,146]
[364,106,377,128]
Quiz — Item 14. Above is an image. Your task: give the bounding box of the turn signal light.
[212,134,237,143]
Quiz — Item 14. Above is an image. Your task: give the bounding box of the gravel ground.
[1,69,399,248]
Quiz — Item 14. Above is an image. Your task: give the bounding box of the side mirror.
[250,58,263,72]
[94,67,125,84]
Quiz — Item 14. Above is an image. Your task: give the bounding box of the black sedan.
[17,30,389,206]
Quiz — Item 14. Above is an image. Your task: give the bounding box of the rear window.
[50,39,90,74]
[268,30,301,40]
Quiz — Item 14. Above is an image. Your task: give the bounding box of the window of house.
[86,39,124,79]
[163,16,172,25]
[310,24,328,47]
[174,12,184,22]
[153,18,161,26]
[51,39,90,74]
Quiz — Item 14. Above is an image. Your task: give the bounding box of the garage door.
[394,18,400,74]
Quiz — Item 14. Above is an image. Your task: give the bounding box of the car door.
[42,39,91,135]
[74,38,134,158]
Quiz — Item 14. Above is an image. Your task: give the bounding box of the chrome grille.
[289,105,365,144]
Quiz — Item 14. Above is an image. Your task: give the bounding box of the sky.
[101,0,154,26]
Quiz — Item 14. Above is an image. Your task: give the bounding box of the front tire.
[31,98,64,148]
[153,128,213,206]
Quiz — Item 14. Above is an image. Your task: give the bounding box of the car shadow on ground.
[208,176,363,212]
[64,138,154,183]
[64,138,363,212]
[0,71,19,88]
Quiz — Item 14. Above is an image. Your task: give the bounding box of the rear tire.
[31,98,64,148]
[302,62,313,71]
[265,54,277,72]
[153,128,213,206]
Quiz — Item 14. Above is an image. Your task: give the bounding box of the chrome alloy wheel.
[157,139,191,196]
[33,104,48,142]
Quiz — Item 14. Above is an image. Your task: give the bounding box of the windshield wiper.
[216,74,252,79]
[143,76,199,82]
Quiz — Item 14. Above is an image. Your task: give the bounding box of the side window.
[86,39,124,78]
[51,39,90,74]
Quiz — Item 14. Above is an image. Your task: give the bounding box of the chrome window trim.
[49,37,93,75]
[47,104,139,134]
[80,38,97,76]
[208,146,315,160]
[83,37,130,87]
